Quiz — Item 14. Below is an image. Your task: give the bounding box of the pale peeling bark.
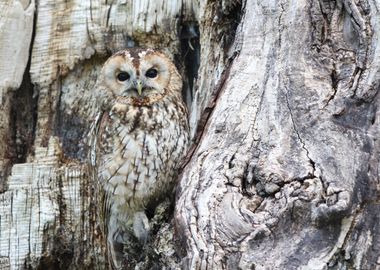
[0,0,35,188]
[1,0,380,269]
[176,0,380,269]
[0,0,198,269]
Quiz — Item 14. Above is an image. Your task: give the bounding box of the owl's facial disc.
[118,67,163,99]
[103,49,173,105]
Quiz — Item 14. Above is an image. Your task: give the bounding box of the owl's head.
[99,48,182,106]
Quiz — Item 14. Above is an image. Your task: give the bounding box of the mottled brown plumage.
[90,48,189,269]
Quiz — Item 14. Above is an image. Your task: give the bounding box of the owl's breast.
[98,100,188,211]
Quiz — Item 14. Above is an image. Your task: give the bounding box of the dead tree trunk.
[177,0,380,269]
[0,0,379,269]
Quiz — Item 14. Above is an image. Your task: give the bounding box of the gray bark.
[177,0,380,269]
[1,0,380,269]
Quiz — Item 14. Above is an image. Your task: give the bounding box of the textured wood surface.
[0,0,35,188]
[0,0,198,269]
[176,0,380,269]
[1,0,380,269]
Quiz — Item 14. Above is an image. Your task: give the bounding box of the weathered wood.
[176,0,380,269]
[0,0,198,269]
[0,0,35,189]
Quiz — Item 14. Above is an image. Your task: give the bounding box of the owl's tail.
[107,229,126,270]
[106,211,150,269]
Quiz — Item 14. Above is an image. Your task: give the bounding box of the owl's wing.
[93,112,126,269]
[88,111,113,251]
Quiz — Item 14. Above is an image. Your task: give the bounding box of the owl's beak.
[136,80,143,96]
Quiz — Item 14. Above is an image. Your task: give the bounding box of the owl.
[89,48,189,269]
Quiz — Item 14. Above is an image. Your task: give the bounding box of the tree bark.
[177,0,380,269]
[1,0,380,269]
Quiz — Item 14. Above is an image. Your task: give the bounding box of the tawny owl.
[89,48,189,269]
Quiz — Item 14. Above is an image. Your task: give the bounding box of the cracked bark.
[176,0,380,269]
[1,0,380,270]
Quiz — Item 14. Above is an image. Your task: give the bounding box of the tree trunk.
[1,0,380,269]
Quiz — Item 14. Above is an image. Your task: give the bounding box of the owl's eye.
[145,68,158,78]
[117,72,130,82]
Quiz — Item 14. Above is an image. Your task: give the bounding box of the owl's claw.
[133,211,150,244]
